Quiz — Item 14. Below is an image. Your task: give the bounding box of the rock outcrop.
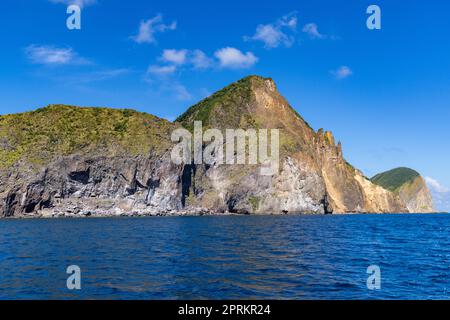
[0,75,414,217]
[371,167,435,213]
[177,76,407,214]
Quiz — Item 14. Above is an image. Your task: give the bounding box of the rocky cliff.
[0,76,411,217]
[0,105,186,217]
[372,167,435,213]
[176,76,406,214]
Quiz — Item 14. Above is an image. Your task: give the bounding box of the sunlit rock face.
[371,167,435,213]
[176,75,408,214]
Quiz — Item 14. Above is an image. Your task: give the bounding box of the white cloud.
[146,46,256,101]
[49,0,97,7]
[251,25,292,49]
[214,47,258,69]
[426,177,450,193]
[131,14,177,44]
[25,45,90,65]
[153,48,257,70]
[154,49,218,71]
[160,49,187,65]
[280,14,298,29]
[331,66,353,79]
[147,64,177,75]
[153,49,213,73]
[426,177,450,212]
[190,50,213,69]
[246,13,297,49]
[302,23,325,39]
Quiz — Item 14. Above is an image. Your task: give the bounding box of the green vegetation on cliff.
[371,167,420,192]
[0,75,418,215]
[0,105,174,168]
[176,75,312,131]
[176,76,257,131]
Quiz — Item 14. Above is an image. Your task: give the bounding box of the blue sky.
[1,0,450,209]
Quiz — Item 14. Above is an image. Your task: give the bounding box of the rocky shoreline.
[4,209,440,219]
[37,207,215,218]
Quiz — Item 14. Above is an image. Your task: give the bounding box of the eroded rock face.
[354,174,408,213]
[0,76,414,217]
[370,167,434,213]
[182,156,327,214]
[177,75,408,214]
[0,153,185,217]
[397,176,434,213]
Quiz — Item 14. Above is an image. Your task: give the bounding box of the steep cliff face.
[177,76,407,214]
[177,76,329,214]
[313,130,405,213]
[0,106,186,217]
[0,76,411,217]
[372,167,435,213]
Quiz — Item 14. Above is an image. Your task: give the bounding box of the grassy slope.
[371,167,420,192]
[176,76,254,131]
[0,104,174,168]
[177,75,313,131]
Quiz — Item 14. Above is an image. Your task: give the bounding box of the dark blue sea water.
[1,214,450,300]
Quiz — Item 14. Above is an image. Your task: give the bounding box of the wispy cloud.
[145,62,191,101]
[131,14,176,44]
[68,68,131,84]
[171,83,192,101]
[214,47,258,69]
[25,45,90,66]
[190,50,213,69]
[331,66,353,79]
[49,0,97,8]
[26,67,131,94]
[426,177,450,212]
[147,64,177,75]
[302,23,325,39]
[245,12,297,49]
[144,72,193,101]
[426,177,450,193]
[25,44,130,86]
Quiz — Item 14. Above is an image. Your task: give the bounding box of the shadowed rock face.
[0,154,186,217]
[0,75,409,217]
[0,106,185,217]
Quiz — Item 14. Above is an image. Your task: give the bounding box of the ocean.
[0,214,449,299]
